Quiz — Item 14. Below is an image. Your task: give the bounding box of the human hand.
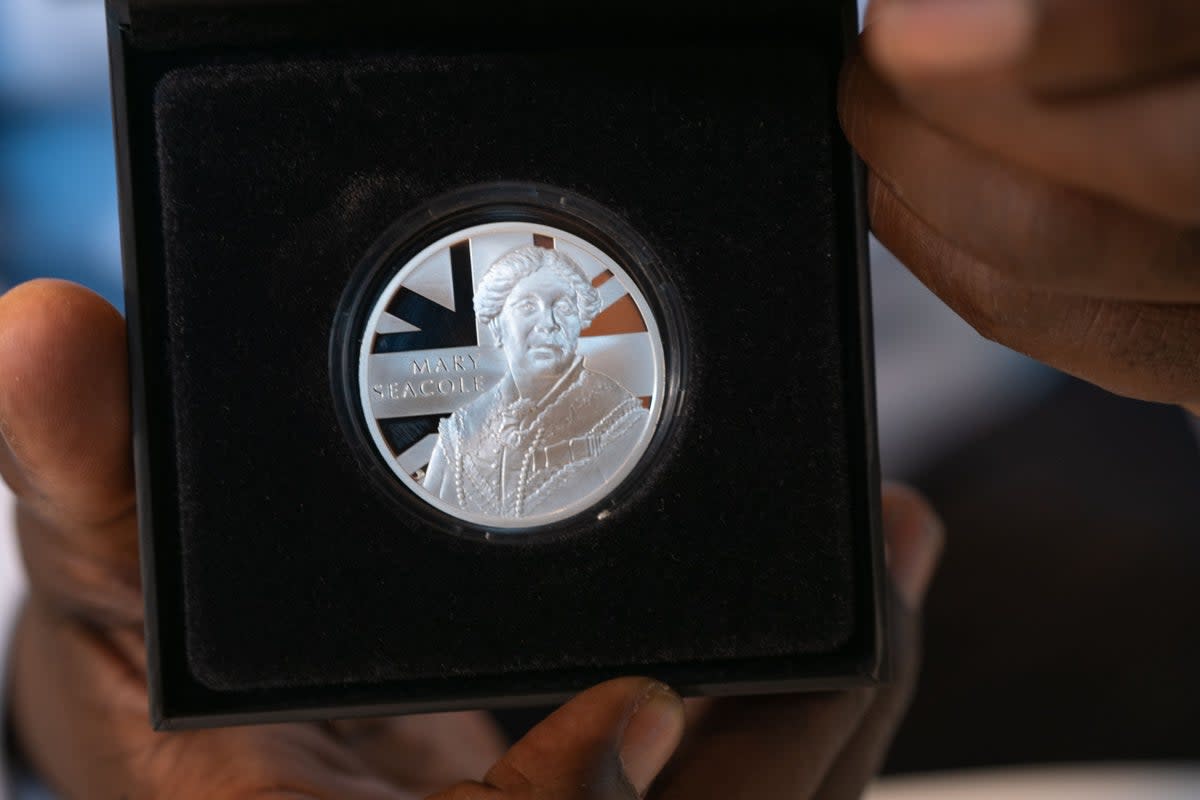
[841,0,1200,414]
[1,279,942,799]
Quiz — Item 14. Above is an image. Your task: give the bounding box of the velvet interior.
[154,45,861,692]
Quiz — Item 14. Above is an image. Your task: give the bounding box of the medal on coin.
[351,215,668,531]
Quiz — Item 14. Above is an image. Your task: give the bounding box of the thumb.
[0,280,139,625]
[0,279,133,522]
[429,678,684,800]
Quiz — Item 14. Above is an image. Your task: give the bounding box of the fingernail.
[869,0,1035,76]
[619,683,685,796]
[893,512,944,610]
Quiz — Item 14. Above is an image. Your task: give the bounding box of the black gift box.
[108,0,885,729]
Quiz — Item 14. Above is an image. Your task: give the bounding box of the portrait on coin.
[422,245,649,519]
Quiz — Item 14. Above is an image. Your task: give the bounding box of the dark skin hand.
[0,279,942,798]
[842,0,1200,415]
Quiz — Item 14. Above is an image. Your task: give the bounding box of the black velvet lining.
[155,46,857,691]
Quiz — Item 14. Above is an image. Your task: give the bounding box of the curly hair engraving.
[474,246,602,333]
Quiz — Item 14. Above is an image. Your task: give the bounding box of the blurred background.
[0,0,120,307]
[1,0,1198,795]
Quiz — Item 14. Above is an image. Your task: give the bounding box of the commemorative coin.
[356,221,667,530]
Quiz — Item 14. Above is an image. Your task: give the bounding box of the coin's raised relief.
[358,222,666,530]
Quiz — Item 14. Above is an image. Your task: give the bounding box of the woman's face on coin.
[497,270,582,381]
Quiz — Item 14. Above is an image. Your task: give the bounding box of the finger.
[255,782,415,800]
[329,712,506,794]
[888,73,1200,225]
[839,59,1200,302]
[869,175,1200,408]
[865,0,1200,93]
[429,678,684,800]
[815,485,942,800]
[248,774,415,800]
[0,280,140,623]
[253,770,418,800]
[0,280,134,523]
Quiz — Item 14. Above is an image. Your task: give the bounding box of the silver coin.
[358,221,666,530]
